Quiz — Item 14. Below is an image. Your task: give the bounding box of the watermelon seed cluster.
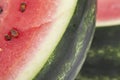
[0,7,3,14]
[20,2,27,13]
[5,28,19,41]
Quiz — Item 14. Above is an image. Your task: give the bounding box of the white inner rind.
[15,0,78,80]
[96,19,120,27]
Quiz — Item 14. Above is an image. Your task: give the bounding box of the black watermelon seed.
[10,28,19,38]
[5,34,12,41]
[20,2,27,12]
[0,7,3,14]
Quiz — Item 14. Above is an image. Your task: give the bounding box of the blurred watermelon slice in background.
[96,0,120,27]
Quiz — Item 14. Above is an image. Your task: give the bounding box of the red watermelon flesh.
[0,0,77,80]
[96,0,120,26]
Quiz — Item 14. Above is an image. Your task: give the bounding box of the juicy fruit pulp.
[96,0,120,27]
[0,0,77,80]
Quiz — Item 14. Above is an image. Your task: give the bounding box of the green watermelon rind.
[76,26,120,80]
[34,0,96,80]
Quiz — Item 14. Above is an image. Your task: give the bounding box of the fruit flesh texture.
[0,0,58,79]
[96,0,120,26]
[0,0,77,80]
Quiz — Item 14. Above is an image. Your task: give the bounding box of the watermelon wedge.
[0,0,78,80]
[35,0,96,80]
[96,0,120,27]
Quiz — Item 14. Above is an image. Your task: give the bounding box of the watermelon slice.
[0,0,77,80]
[35,0,96,79]
[96,0,120,27]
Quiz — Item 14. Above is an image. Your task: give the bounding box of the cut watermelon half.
[0,0,77,80]
[96,0,120,27]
